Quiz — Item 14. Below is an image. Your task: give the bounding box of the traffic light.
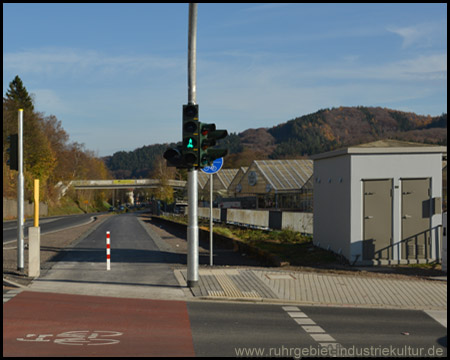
[163,103,228,169]
[182,104,199,168]
[7,134,18,171]
[163,104,200,169]
[198,122,228,167]
[163,145,185,168]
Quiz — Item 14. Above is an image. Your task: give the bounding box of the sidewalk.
[177,268,447,311]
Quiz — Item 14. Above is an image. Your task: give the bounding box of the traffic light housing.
[7,134,18,171]
[163,145,185,168]
[163,104,200,169]
[182,104,199,168]
[163,103,228,169]
[198,122,228,167]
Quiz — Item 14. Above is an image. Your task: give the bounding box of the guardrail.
[71,179,186,189]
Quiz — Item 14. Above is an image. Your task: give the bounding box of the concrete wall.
[3,198,48,219]
[282,212,313,234]
[226,209,269,229]
[198,207,221,221]
[198,207,313,234]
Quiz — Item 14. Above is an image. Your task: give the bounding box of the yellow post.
[34,179,39,227]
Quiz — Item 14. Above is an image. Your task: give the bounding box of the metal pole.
[188,3,197,105]
[210,174,213,266]
[187,3,199,287]
[17,109,24,271]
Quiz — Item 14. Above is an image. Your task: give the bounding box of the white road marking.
[301,325,325,333]
[282,306,341,350]
[287,311,308,318]
[310,333,336,342]
[294,318,316,325]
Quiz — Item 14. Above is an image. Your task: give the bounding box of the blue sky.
[3,3,447,157]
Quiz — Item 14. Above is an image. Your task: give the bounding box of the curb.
[3,277,27,289]
[191,294,447,311]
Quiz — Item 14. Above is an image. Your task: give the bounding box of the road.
[3,213,447,357]
[26,212,185,299]
[3,213,98,244]
[4,293,447,357]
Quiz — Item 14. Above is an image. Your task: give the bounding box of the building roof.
[197,171,209,189]
[311,139,447,160]
[203,169,240,191]
[253,159,313,192]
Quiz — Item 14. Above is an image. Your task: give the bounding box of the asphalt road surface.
[3,213,97,244]
[27,213,185,299]
[3,213,447,357]
[4,293,447,357]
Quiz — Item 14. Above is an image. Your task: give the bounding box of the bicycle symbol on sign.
[17,330,123,346]
[200,157,223,175]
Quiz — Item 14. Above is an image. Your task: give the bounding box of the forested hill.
[104,106,447,177]
[266,106,447,159]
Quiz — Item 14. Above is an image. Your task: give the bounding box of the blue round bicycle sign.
[201,157,224,174]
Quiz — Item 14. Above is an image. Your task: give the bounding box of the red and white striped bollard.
[106,231,111,270]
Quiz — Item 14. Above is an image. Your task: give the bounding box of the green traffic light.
[187,138,194,149]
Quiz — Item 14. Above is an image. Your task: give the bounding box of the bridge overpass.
[71,179,187,190]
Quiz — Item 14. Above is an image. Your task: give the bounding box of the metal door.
[401,178,431,259]
[363,179,392,260]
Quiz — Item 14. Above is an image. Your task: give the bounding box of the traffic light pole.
[187,3,199,288]
[17,109,24,271]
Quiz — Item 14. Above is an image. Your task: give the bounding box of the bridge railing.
[71,179,186,189]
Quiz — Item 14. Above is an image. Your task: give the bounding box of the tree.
[3,76,55,200]
[3,76,112,205]
[149,155,177,203]
[5,75,34,111]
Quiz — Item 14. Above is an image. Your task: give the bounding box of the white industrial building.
[311,140,446,265]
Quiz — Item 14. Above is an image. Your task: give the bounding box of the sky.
[3,3,447,157]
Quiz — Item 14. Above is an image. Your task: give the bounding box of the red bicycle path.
[3,291,195,357]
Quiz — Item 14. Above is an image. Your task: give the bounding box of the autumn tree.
[3,75,111,208]
[3,76,55,200]
[149,155,177,203]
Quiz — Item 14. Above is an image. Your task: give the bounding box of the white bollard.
[106,231,111,271]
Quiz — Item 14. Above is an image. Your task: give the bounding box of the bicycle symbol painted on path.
[17,330,123,346]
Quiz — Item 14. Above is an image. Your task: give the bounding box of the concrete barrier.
[226,209,269,229]
[28,227,40,277]
[198,207,313,235]
[282,212,313,234]
[3,198,48,219]
[198,207,221,222]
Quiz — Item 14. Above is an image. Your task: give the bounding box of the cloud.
[387,22,446,49]
[3,47,184,81]
[296,53,447,82]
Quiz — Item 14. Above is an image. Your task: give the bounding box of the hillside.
[267,106,446,159]
[104,106,447,176]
